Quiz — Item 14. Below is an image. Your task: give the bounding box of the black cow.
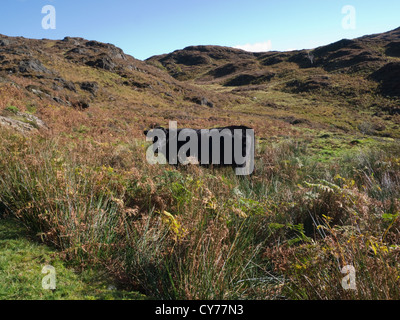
[144,125,254,175]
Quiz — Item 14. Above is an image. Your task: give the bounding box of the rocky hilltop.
[148,27,400,98]
[0,34,229,136]
[0,28,399,139]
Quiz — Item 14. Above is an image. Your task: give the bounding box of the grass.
[0,216,146,300]
[1,124,400,300]
[5,105,19,114]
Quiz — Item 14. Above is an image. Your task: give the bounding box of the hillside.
[147,27,400,94]
[1,28,400,300]
[147,27,400,138]
[0,34,241,138]
[1,28,399,142]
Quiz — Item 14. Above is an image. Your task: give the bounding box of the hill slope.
[1,28,400,300]
[0,34,240,138]
[0,29,399,140]
[147,27,400,138]
[147,27,400,93]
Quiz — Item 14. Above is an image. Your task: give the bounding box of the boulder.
[86,56,115,71]
[18,59,52,74]
[0,111,47,134]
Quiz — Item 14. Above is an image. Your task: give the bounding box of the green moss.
[5,106,19,114]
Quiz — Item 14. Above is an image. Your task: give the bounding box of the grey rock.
[0,39,10,46]
[0,112,47,134]
[18,59,52,74]
[86,56,116,71]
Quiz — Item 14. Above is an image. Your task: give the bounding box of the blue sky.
[0,0,399,60]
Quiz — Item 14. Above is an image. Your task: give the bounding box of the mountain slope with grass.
[148,27,400,89]
[0,28,400,300]
[147,28,400,139]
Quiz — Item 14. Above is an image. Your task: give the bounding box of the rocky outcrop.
[0,111,47,134]
[18,59,53,74]
[86,55,116,71]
